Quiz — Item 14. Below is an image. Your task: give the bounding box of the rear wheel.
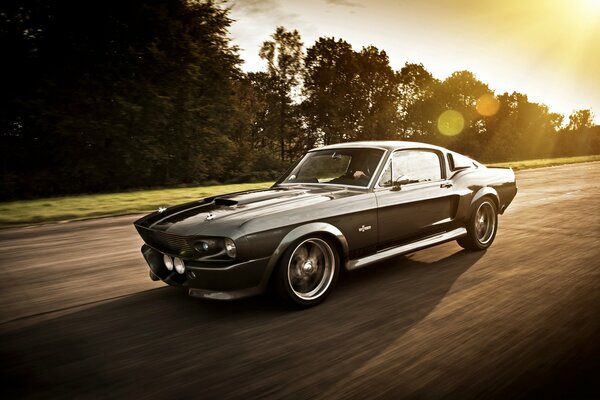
[275,236,339,307]
[457,197,498,250]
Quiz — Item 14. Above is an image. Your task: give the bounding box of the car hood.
[135,185,364,236]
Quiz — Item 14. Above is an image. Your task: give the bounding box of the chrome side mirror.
[391,175,411,191]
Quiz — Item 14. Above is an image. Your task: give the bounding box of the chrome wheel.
[287,238,335,301]
[474,201,496,245]
[457,197,498,251]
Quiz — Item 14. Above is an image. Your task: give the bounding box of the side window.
[379,150,442,186]
[448,152,475,171]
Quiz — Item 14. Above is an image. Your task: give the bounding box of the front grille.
[137,226,195,257]
[152,231,194,255]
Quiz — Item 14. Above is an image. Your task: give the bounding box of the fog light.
[224,238,236,259]
[174,257,185,274]
[163,254,173,271]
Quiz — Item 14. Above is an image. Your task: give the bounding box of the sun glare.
[583,0,600,11]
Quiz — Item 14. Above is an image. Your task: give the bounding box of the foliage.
[1,0,241,199]
[259,26,305,161]
[303,39,400,145]
[1,2,598,200]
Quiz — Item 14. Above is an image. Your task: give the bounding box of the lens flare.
[438,110,464,136]
[476,94,500,116]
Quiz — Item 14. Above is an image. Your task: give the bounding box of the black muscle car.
[134,141,517,307]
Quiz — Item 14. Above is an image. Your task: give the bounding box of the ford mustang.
[134,141,517,307]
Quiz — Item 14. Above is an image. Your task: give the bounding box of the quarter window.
[379,150,442,187]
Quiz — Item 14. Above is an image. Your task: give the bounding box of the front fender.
[261,222,349,287]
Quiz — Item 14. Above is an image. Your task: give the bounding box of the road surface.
[1,162,599,399]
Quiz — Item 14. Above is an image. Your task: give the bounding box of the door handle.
[440,182,453,188]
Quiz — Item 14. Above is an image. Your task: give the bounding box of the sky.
[226,0,600,123]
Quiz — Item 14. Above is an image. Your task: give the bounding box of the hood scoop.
[214,198,238,206]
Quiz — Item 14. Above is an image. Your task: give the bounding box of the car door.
[375,149,457,249]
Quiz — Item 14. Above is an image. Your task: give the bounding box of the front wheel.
[457,198,498,250]
[275,236,340,307]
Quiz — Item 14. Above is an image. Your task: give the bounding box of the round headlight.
[174,257,185,274]
[224,238,236,259]
[194,241,209,252]
[163,254,173,271]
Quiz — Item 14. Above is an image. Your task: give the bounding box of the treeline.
[1,0,598,200]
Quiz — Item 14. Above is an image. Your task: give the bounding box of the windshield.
[280,148,385,187]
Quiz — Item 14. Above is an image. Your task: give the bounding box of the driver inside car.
[330,152,378,185]
[353,170,368,179]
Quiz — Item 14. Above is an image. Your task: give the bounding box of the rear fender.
[471,187,500,211]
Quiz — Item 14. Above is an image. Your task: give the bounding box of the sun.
[583,0,600,11]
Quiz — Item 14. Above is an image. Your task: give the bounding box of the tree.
[397,63,439,138]
[554,109,598,157]
[302,37,359,145]
[432,71,492,153]
[567,109,594,131]
[353,46,399,140]
[482,92,562,161]
[0,0,241,198]
[302,39,399,144]
[259,26,304,161]
[227,72,288,181]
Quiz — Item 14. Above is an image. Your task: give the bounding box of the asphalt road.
[1,162,599,399]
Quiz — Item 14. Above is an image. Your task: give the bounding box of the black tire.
[274,236,340,307]
[457,197,498,251]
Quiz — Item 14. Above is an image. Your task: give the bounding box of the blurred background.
[1,0,599,201]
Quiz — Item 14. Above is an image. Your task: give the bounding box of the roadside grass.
[486,154,600,170]
[1,154,598,228]
[0,182,273,228]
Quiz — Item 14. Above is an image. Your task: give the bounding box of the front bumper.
[141,244,271,300]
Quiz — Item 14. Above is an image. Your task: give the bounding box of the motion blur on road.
[1,163,599,399]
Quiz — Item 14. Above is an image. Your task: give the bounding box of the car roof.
[311,140,447,152]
